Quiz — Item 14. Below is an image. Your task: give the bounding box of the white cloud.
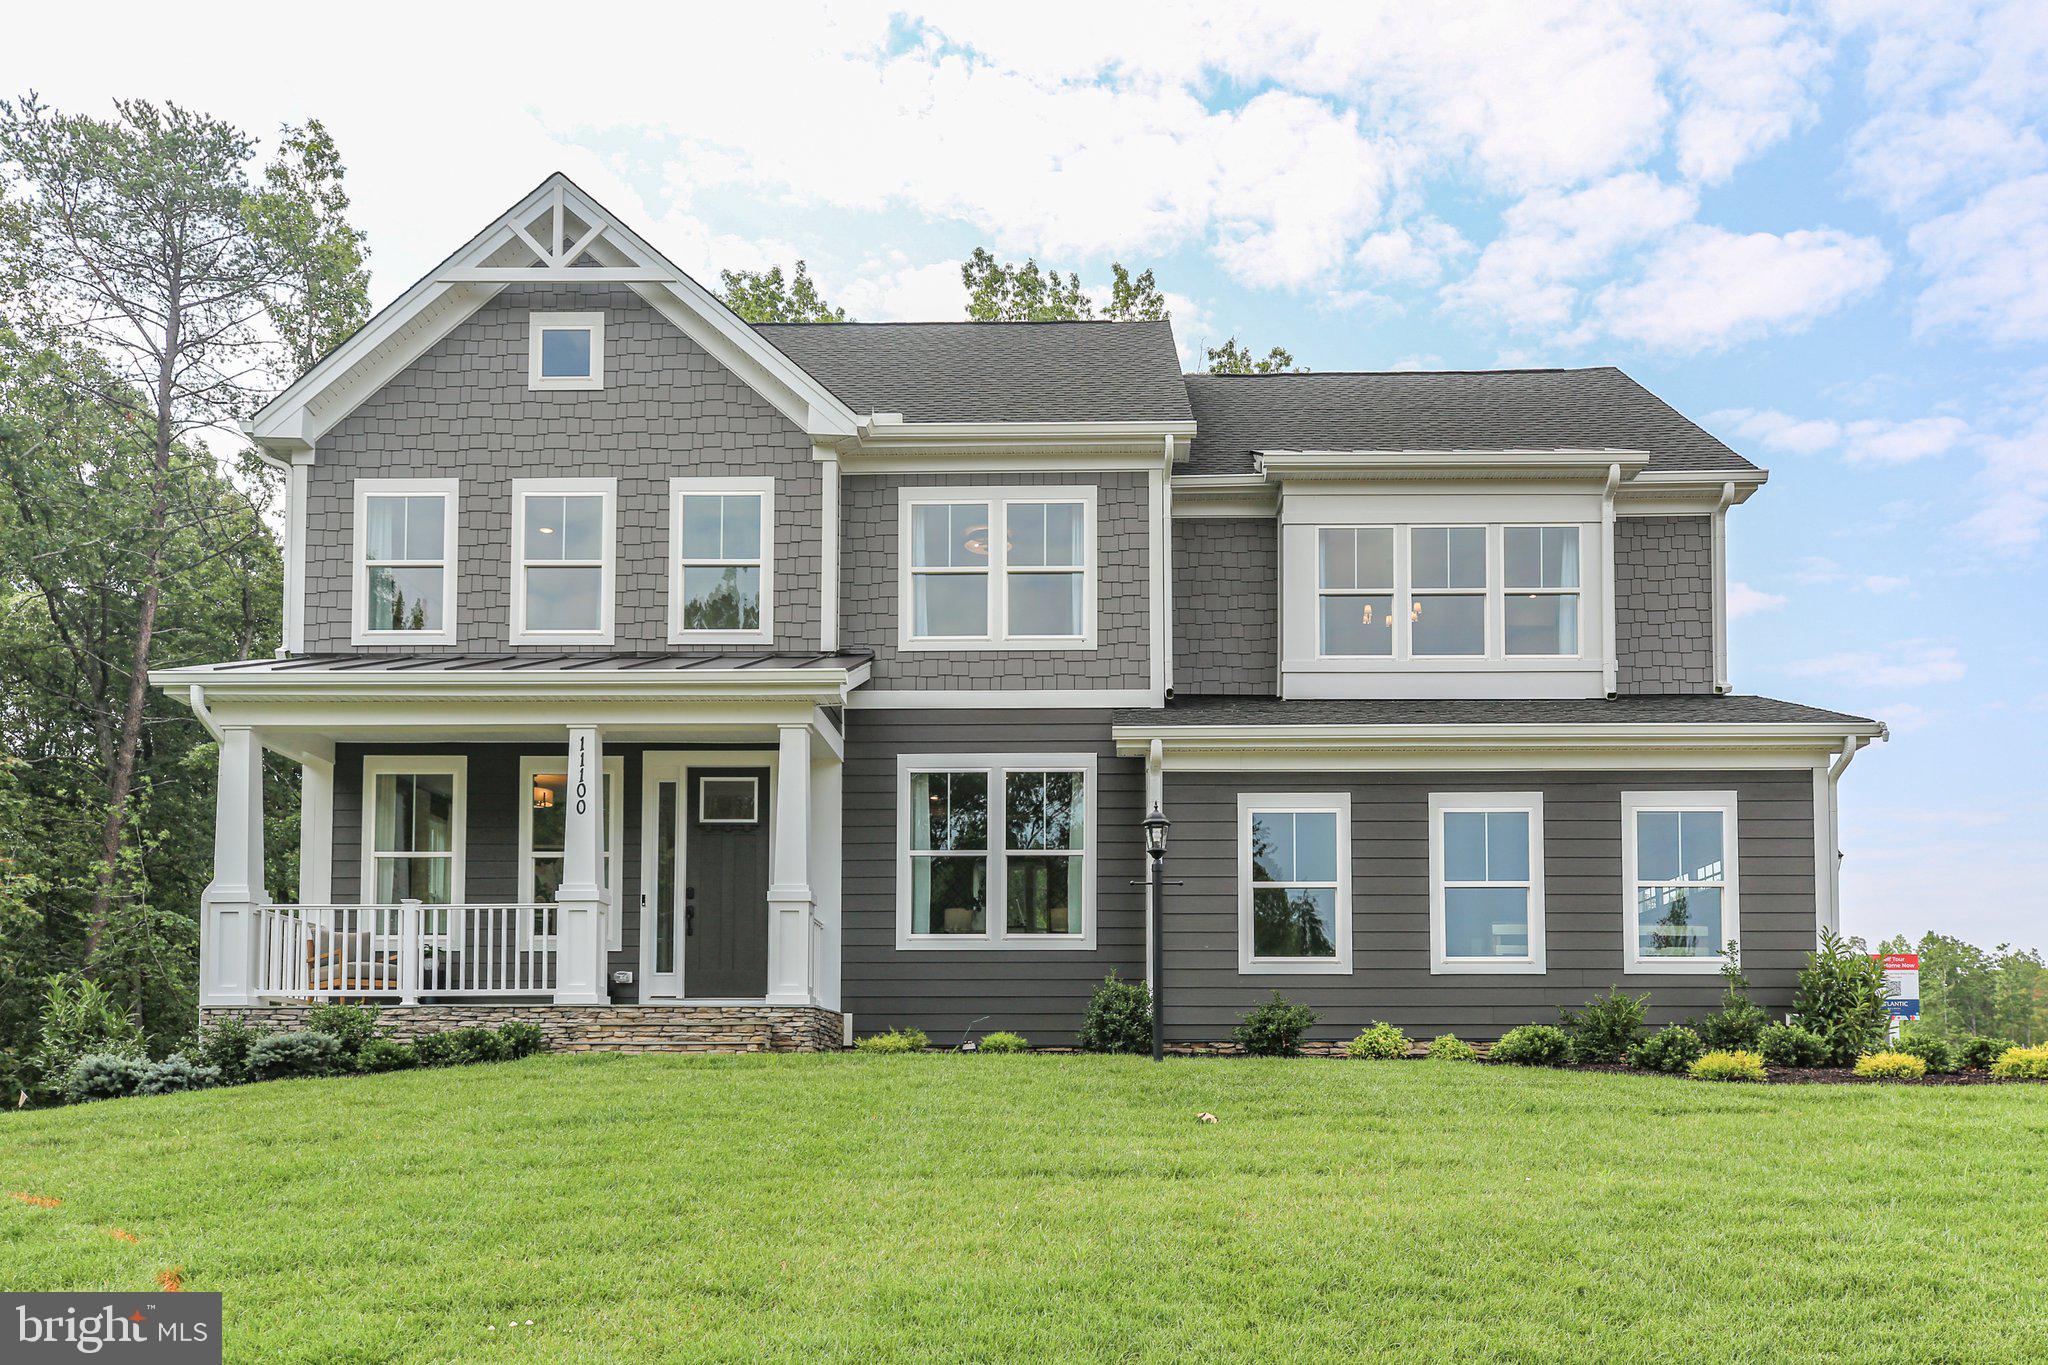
[1870,702,1931,734]
[1840,415,1971,463]
[1791,557,1915,593]
[1591,224,1890,351]
[1668,0,1831,183]
[1961,399,2048,548]
[1784,641,1965,687]
[1861,574,1912,594]
[1710,407,1843,455]
[1727,581,1787,617]
[1352,221,1470,287]
[1846,107,2047,214]
[1910,172,2048,344]
[834,258,966,322]
[1388,353,1444,372]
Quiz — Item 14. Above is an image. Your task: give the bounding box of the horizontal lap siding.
[841,710,1145,1042]
[1160,767,1816,1042]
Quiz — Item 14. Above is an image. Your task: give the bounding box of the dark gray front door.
[684,767,771,999]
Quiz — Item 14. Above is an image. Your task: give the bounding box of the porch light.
[1143,804,1170,860]
[533,784,555,809]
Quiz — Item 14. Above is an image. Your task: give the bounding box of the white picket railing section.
[254,902,557,1001]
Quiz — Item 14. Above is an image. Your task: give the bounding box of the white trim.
[510,477,617,645]
[283,451,312,654]
[697,775,761,825]
[360,755,468,905]
[350,478,460,647]
[1621,790,1740,975]
[897,485,1098,650]
[668,476,775,646]
[518,754,625,951]
[1150,464,1169,697]
[527,311,604,391]
[893,752,1098,951]
[851,687,1159,710]
[1236,791,1352,974]
[1259,448,1650,483]
[1711,482,1735,694]
[1428,791,1545,974]
[817,447,840,651]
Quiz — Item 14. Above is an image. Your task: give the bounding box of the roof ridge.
[753,318,1171,328]
[1184,366,1619,379]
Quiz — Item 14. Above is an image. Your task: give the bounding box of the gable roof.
[754,320,1193,424]
[1182,367,1756,477]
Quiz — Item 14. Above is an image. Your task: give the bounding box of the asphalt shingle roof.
[1182,367,1756,477]
[754,320,1193,424]
[1113,694,1876,727]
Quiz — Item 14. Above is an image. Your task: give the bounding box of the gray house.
[164,175,1883,1051]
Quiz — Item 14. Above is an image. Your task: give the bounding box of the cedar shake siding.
[1171,517,1278,697]
[1615,515,1716,694]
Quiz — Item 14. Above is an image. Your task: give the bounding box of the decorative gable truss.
[244,174,860,453]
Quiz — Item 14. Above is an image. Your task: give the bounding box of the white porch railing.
[253,902,558,1001]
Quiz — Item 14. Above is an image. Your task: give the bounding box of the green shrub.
[1758,1023,1827,1068]
[1629,1024,1706,1074]
[976,1031,1028,1054]
[305,1002,385,1065]
[1791,928,1891,1066]
[246,1030,341,1081]
[441,1027,509,1064]
[1990,1044,2048,1080]
[1490,1024,1571,1067]
[1559,986,1648,1064]
[1426,1034,1479,1062]
[358,1038,418,1073]
[63,1052,147,1103]
[854,1028,929,1054]
[1892,1025,1954,1074]
[497,1022,547,1059]
[1233,992,1319,1057]
[410,1032,460,1068]
[1690,1050,1766,1082]
[197,1016,270,1085]
[1344,1021,1410,1060]
[30,975,142,1098]
[1958,1035,2019,1071]
[1697,948,1767,1051]
[1854,1051,1928,1080]
[133,1054,220,1097]
[1076,973,1153,1054]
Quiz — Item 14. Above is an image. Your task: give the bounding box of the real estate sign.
[1876,953,1920,1019]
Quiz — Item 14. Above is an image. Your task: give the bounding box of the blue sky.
[13,1,2046,949]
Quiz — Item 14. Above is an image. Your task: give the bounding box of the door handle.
[685,905,696,936]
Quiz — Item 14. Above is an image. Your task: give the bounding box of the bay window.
[1623,792,1738,972]
[897,754,1095,948]
[1430,791,1545,973]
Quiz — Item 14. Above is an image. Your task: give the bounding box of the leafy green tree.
[246,119,371,375]
[718,260,847,323]
[1104,263,1167,321]
[962,247,1094,321]
[1206,337,1300,373]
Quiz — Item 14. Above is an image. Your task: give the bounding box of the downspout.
[1161,434,1175,700]
[818,445,840,652]
[1824,733,1872,938]
[1601,463,1619,698]
[1712,480,1735,695]
[1145,738,1163,996]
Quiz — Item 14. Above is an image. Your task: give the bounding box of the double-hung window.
[1409,526,1487,656]
[1430,792,1544,973]
[1318,528,1395,656]
[902,487,1094,647]
[362,756,465,909]
[897,755,1095,948]
[1622,792,1738,972]
[511,478,615,644]
[1504,526,1581,656]
[1238,793,1351,973]
[353,479,458,644]
[528,312,604,390]
[670,478,773,644]
[519,756,624,948]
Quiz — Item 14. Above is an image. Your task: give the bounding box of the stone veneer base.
[200,1003,845,1054]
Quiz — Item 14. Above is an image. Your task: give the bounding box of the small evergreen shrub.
[442,1027,509,1064]
[1791,928,1891,1066]
[1690,1050,1766,1083]
[63,1053,147,1103]
[1958,1035,2019,1071]
[1344,1021,1410,1060]
[498,1022,547,1059]
[975,1031,1028,1054]
[133,1054,220,1097]
[410,1032,460,1068]
[305,1002,385,1064]
[1490,1024,1571,1067]
[1990,1044,2048,1080]
[854,1028,929,1054]
[1559,986,1648,1064]
[1630,1024,1706,1074]
[198,1016,270,1085]
[1892,1026,1954,1074]
[358,1038,418,1073]
[1854,1051,1928,1080]
[1697,949,1767,1051]
[1233,992,1319,1057]
[1758,1023,1828,1068]
[31,975,143,1098]
[1077,973,1153,1054]
[247,1030,342,1081]
[1426,1034,1479,1062]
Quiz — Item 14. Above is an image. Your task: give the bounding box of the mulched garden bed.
[1504,1060,2040,1085]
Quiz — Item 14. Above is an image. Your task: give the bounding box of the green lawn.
[3,1055,2043,1363]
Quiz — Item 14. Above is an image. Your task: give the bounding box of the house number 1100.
[574,734,588,816]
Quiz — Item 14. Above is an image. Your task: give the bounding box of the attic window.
[529,312,603,390]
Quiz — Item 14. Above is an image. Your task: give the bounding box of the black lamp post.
[1143,803,1170,1062]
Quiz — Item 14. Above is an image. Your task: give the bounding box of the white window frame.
[1621,790,1740,975]
[1237,792,1353,975]
[528,311,604,391]
[1502,523,1584,659]
[894,752,1098,950]
[517,755,625,951]
[696,775,761,826]
[898,486,1097,650]
[351,478,459,647]
[668,476,775,645]
[510,477,616,645]
[1315,526,1397,659]
[1309,522,1586,665]
[1429,790,1546,975]
[360,755,467,905]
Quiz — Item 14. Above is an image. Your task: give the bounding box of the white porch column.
[298,758,334,906]
[766,723,815,1005]
[552,724,610,1004]
[200,725,268,1006]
